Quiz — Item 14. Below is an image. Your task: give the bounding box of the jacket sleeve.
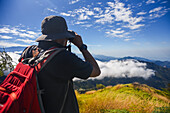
[65,52,93,79]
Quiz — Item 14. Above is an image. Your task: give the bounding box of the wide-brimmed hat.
[36,15,75,42]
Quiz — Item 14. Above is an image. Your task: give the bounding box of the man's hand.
[72,32,83,49]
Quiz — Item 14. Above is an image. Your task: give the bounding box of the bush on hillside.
[96,84,105,89]
[0,49,14,76]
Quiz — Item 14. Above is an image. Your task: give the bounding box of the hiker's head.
[35,15,75,43]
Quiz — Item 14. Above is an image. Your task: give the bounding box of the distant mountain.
[154,61,170,68]
[1,47,170,68]
[119,56,170,68]
[0,46,25,52]
[74,60,170,90]
[94,55,170,68]
[94,55,118,61]
[118,56,154,62]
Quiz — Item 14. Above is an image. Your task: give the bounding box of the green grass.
[152,107,170,113]
[101,109,130,113]
[76,83,170,113]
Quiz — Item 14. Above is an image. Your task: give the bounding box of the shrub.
[96,84,105,89]
[0,49,14,76]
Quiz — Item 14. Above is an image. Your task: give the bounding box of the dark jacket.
[37,41,92,113]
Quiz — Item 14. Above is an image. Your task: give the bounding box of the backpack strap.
[33,48,62,66]
[34,68,46,113]
[59,80,71,113]
[34,48,66,113]
[39,48,65,72]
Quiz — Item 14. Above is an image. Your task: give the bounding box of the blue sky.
[0,0,170,61]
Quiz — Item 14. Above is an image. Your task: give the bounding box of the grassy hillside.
[76,82,170,113]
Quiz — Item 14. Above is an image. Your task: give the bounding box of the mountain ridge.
[0,46,25,52]
[74,60,170,90]
[94,55,170,68]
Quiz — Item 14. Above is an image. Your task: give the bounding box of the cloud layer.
[5,52,155,80]
[94,59,155,80]
[46,0,169,41]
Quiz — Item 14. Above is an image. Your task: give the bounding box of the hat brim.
[35,31,75,42]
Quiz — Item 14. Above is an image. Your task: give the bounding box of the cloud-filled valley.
[96,59,155,80]
[2,52,155,79]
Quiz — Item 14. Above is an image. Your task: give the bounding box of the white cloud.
[0,26,39,39]
[60,0,145,30]
[7,52,20,65]
[149,13,166,18]
[60,12,71,16]
[67,7,95,20]
[137,12,147,15]
[161,1,168,4]
[107,2,115,8]
[124,38,134,41]
[105,1,144,30]
[69,0,80,5]
[57,0,168,40]
[18,33,35,38]
[0,41,28,47]
[27,31,37,35]
[123,24,145,30]
[149,7,163,13]
[75,21,87,24]
[81,24,92,27]
[17,39,35,43]
[0,35,13,39]
[97,2,102,5]
[149,7,168,19]
[106,29,130,38]
[111,29,125,34]
[20,29,26,32]
[47,8,58,13]
[78,13,90,20]
[0,27,11,33]
[93,59,155,80]
[146,0,155,4]
[94,7,102,13]
[86,10,94,16]
[95,14,114,24]
[116,28,121,30]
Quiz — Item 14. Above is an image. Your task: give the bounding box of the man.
[35,15,101,113]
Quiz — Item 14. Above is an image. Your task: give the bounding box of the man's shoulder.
[51,49,81,62]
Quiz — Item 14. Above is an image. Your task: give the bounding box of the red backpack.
[0,46,64,113]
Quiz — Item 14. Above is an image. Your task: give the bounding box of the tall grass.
[76,83,170,113]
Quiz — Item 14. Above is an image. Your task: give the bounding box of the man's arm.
[81,49,101,77]
[71,33,101,77]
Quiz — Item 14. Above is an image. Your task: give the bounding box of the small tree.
[0,48,14,76]
[96,84,105,90]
